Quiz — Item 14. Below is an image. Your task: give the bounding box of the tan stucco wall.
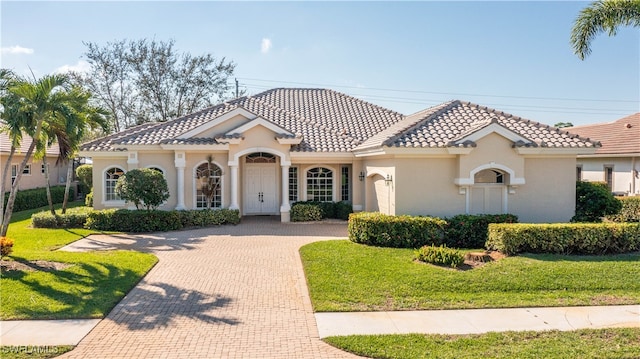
[92,157,128,209]
[578,157,639,196]
[1,153,66,192]
[509,157,576,223]
[363,158,397,215]
[458,133,524,181]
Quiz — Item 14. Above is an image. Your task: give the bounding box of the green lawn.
[300,240,640,312]
[324,328,640,359]
[0,346,73,359]
[1,203,157,320]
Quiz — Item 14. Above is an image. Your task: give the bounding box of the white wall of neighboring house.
[578,157,639,196]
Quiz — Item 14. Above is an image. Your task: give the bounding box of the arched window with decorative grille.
[307,167,333,202]
[195,162,222,209]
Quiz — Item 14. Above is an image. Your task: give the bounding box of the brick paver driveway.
[60,217,361,358]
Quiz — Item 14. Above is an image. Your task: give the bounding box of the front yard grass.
[300,240,640,312]
[324,328,640,359]
[1,203,157,320]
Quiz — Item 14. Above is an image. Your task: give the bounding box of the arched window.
[196,162,222,209]
[105,167,125,201]
[307,167,333,202]
[245,152,276,163]
[475,169,505,184]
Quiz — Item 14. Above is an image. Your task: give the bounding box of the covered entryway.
[470,169,507,214]
[366,173,391,214]
[243,153,278,215]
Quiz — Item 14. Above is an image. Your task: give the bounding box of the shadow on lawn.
[519,251,640,262]
[62,233,207,253]
[7,259,238,328]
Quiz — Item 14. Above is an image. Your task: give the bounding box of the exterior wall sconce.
[359,171,365,181]
[384,174,393,186]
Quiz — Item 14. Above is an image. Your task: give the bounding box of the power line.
[235,77,639,104]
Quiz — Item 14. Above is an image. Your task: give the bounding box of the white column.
[229,165,239,210]
[175,151,186,210]
[280,164,291,222]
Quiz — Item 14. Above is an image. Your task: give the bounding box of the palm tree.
[571,0,640,60]
[0,73,72,236]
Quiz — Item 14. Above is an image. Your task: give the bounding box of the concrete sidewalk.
[2,305,638,346]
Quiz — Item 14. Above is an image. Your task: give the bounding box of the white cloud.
[261,38,272,54]
[55,60,91,74]
[1,45,34,55]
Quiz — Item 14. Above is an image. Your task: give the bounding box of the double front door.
[244,164,278,214]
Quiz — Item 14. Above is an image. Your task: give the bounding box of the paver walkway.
[58,217,361,359]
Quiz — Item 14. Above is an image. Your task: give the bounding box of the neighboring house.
[568,113,640,196]
[0,131,65,191]
[79,88,598,223]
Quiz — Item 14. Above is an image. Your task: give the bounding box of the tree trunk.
[1,120,43,237]
[0,146,17,231]
[43,154,55,216]
[62,159,74,214]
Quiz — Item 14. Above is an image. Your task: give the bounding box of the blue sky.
[1,1,638,126]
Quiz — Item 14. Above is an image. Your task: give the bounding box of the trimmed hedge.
[606,197,640,223]
[486,222,640,255]
[32,207,93,228]
[415,244,464,268]
[291,201,353,221]
[3,186,74,213]
[444,214,518,248]
[348,212,447,248]
[85,208,241,232]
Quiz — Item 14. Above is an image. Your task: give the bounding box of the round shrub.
[572,181,622,222]
[115,168,170,210]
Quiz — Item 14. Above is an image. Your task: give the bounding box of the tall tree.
[571,0,640,60]
[0,74,72,236]
[77,38,237,131]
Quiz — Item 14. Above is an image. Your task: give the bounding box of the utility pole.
[235,78,239,98]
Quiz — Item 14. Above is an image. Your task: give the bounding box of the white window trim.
[192,159,225,210]
[301,164,338,202]
[102,166,126,206]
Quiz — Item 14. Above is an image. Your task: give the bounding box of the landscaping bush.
[3,186,74,213]
[178,209,241,227]
[32,207,93,228]
[86,209,183,232]
[348,212,447,248]
[291,203,323,222]
[85,188,94,207]
[115,168,170,210]
[1,236,14,258]
[86,208,240,232]
[572,181,622,222]
[606,197,640,222]
[75,164,93,197]
[444,214,518,248]
[415,244,464,268]
[486,222,640,255]
[290,201,353,221]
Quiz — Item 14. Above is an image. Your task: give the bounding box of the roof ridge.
[325,88,405,117]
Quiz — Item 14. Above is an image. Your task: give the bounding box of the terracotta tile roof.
[79,89,599,154]
[566,113,640,155]
[356,100,600,150]
[0,130,59,156]
[80,88,405,153]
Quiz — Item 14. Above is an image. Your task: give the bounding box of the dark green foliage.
[487,223,640,255]
[348,212,447,248]
[445,214,518,248]
[32,207,93,228]
[415,244,464,268]
[115,168,170,210]
[75,164,93,187]
[606,197,640,222]
[85,208,240,232]
[3,186,74,213]
[178,209,241,227]
[291,204,323,222]
[572,181,622,222]
[290,201,353,221]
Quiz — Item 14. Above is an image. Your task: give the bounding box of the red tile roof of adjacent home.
[80,88,600,153]
[0,131,59,156]
[567,113,640,155]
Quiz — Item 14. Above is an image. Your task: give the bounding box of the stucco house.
[79,88,599,223]
[567,113,639,196]
[1,131,66,191]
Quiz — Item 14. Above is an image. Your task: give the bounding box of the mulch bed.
[0,259,72,272]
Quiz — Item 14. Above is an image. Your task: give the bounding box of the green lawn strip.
[300,240,640,312]
[1,203,157,320]
[0,345,73,359]
[323,328,640,359]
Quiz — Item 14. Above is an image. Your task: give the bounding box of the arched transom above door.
[245,152,277,163]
